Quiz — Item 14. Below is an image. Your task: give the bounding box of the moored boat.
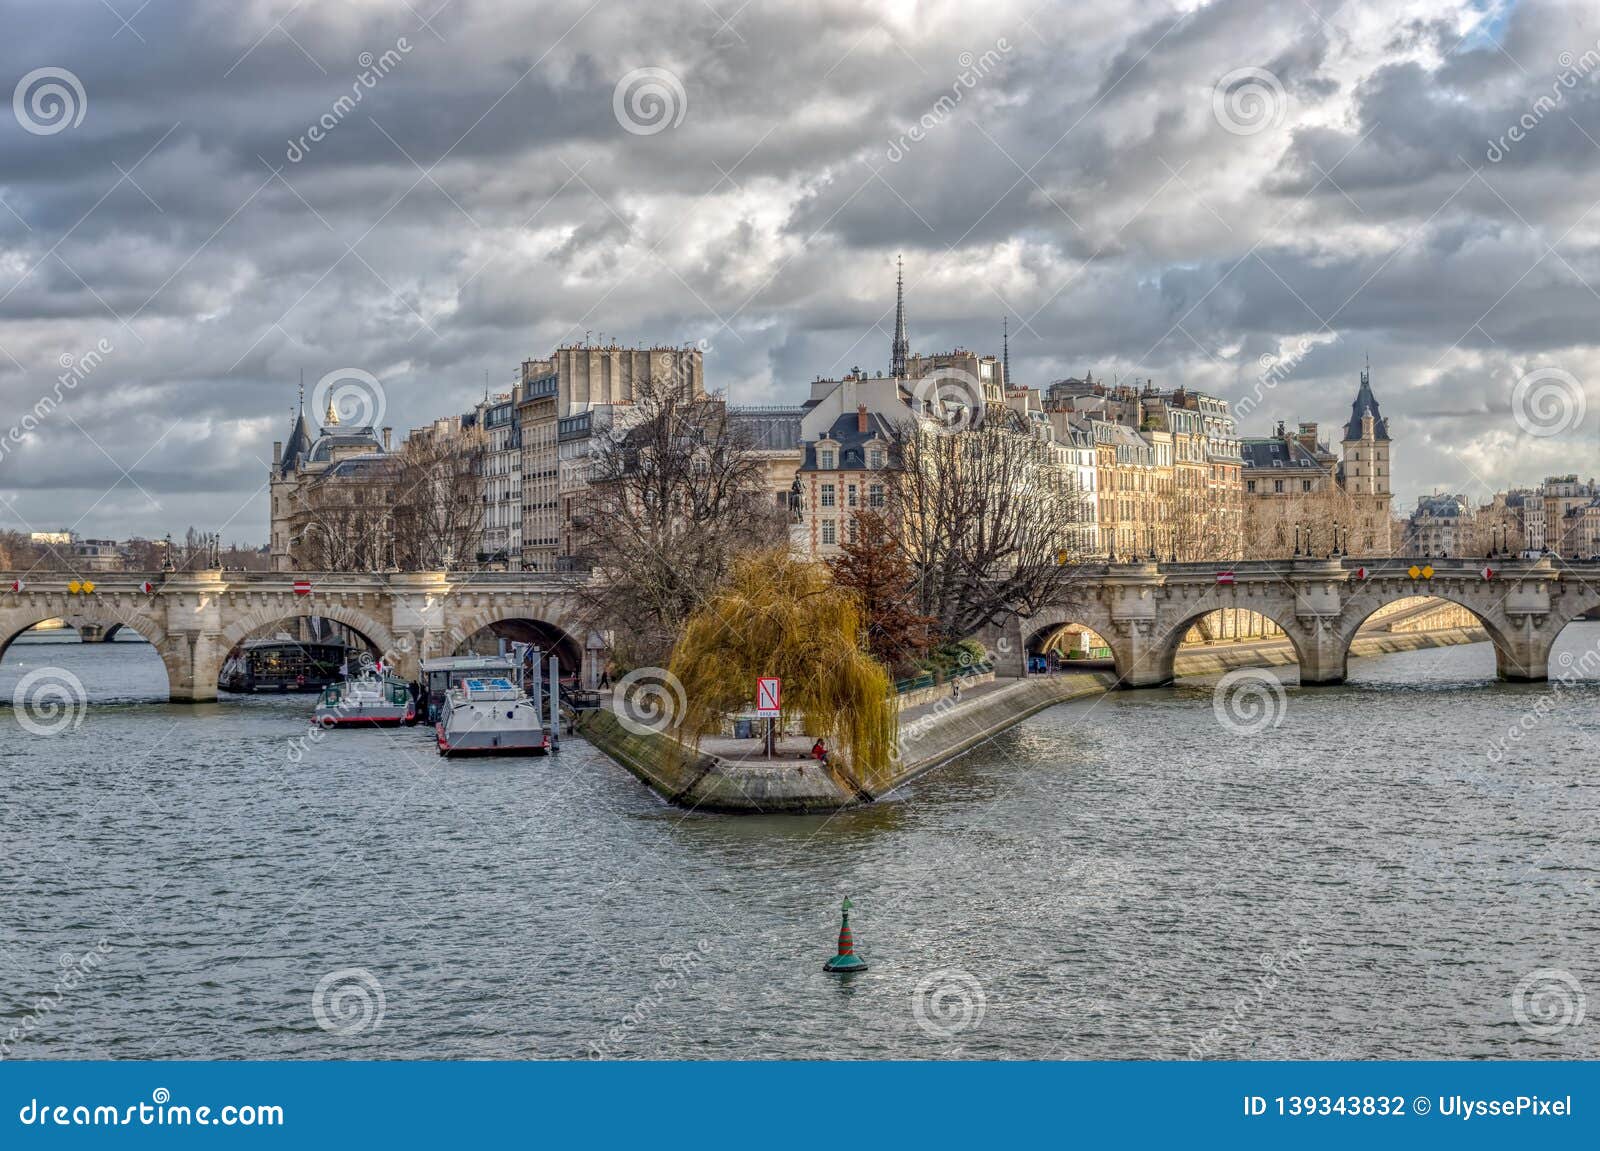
[313,672,416,728]
[435,675,550,757]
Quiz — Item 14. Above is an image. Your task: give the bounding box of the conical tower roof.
[1342,365,1389,442]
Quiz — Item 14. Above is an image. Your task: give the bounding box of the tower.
[890,255,909,379]
[1002,315,1010,390]
[1340,360,1392,554]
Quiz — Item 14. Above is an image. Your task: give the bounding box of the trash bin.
[733,717,753,739]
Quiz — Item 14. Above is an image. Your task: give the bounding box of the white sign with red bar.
[293,580,312,596]
[1215,571,1235,585]
[756,677,781,717]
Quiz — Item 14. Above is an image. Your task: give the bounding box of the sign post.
[756,677,781,759]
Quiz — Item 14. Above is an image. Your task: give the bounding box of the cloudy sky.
[1,0,1598,541]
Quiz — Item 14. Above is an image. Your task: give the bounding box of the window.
[847,518,858,543]
[821,520,836,545]
[868,449,884,469]
[819,448,836,469]
[869,483,885,508]
[820,484,836,508]
[847,484,858,508]
[1301,480,1312,492]
[1246,480,1256,493]
[1273,480,1284,493]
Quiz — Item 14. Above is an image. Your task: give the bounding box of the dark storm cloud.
[3,0,1600,541]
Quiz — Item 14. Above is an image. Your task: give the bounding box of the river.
[1,628,1595,1060]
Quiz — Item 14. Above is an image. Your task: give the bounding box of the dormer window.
[819,447,836,469]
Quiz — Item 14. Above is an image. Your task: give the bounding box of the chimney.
[382,427,393,451]
[1297,422,1318,453]
[272,440,282,465]
[857,404,868,434]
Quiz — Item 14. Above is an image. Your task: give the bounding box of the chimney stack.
[857,404,868,434]
[382,427,393,451]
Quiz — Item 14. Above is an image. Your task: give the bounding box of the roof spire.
[1002,315,1010,388]
[298,369,304,414]
[324,392,340,427]
[891,254,909,378]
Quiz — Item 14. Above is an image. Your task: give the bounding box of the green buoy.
[823,896,868,973]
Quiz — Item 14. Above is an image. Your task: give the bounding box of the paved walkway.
[704,675,1027,765]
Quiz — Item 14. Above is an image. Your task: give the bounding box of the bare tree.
[392,427,487,570]
[883,411,1090,642]
[571,375,786,668]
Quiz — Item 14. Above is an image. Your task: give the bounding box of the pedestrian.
[811,738,828,765]
[599,666,611,689]
[951,678,962,703]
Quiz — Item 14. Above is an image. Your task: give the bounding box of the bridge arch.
[443,606,586,679]
[0,601,178,698]
[1141,599,1313,686]
[1021,615,1123,677]
[218,604,399,662]
[1333,590,1517,682]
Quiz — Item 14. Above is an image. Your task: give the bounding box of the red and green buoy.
[823,896,868,973]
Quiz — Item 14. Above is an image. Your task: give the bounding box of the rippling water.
[2,628,1596,1060]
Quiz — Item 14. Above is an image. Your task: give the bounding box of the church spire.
[891,255,909,378]
[1002,315,1010,389]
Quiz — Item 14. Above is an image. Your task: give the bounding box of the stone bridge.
[986,556,1600,686]
[0,571,592,702]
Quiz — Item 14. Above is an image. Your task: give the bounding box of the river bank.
[576,624,1489,814]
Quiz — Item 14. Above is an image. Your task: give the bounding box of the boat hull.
[434,722,550,757]
[315,709,413,729]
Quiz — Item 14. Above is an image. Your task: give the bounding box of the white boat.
[435,676,550,757]
[313,672,416,728]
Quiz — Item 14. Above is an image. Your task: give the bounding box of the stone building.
[517,343,707,571]
[1406,493,1472,556]
[1239,369,1395,557]
[269,389,393,571]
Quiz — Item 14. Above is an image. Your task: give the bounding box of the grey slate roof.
[1240,437,1327,469]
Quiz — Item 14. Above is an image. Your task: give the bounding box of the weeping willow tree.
[668,549,898,788]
